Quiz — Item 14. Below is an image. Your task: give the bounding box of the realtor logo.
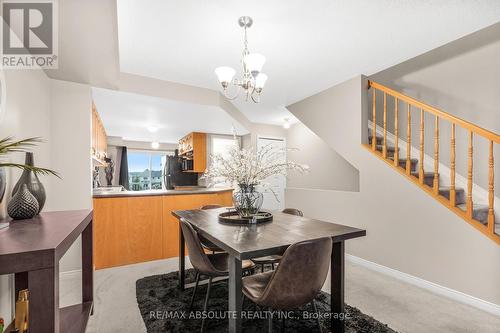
[1,0,58,68]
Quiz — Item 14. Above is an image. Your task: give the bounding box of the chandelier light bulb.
[151,141,160,149]
[243,53,266,77]
[215,66,236,85]
[255,73,268,89]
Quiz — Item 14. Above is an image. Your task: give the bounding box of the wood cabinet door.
[94,196,164,269]
[162,192,232,258]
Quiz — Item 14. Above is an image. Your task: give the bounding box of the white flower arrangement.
[202,139,309,199]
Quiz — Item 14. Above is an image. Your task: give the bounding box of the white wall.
[370,22,500,192]
[242,123,288,150]
[0,68,52,322]
[0,75,92,321]
[287,75,500,306]
[286,122,359,191]
[49,79,93,272]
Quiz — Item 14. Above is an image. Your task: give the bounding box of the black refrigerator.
[163,150,198,189]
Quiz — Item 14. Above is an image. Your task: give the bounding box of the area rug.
[136,269,397,332]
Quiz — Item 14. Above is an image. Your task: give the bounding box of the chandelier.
[215,16,267,103]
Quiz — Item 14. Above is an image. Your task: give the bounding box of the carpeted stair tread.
[410,171,435,187]
[439,187,466,205]
[389,157,418,172]
[368,135,383,145]
[375,145,399,158]
[375,145,399,152]
[456,203,492,225]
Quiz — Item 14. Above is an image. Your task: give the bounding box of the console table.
[0,210,93,333]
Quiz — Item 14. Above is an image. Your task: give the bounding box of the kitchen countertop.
[92,187,233,198]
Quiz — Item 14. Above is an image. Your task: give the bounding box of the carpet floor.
[136,269,398,333]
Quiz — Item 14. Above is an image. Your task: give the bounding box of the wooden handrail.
[367,79,499,244]
[368,80,500,143]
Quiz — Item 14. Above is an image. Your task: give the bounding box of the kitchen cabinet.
[178,132,206,173]
[93,189,233,269]
[161,191,233,258]
[93,195,164,269]
[91,102,107,164]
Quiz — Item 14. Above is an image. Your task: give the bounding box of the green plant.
[0,137,59,177]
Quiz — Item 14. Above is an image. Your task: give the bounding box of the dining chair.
[281,208,304,217]
[199,204,225,253]
[242,237,332,332]
[179,218,255,332]
[251,208,304,271]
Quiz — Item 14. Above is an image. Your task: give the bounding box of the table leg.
[228,255,242,333]
[82,219,94,313]
[28,265,59,333]
[331,240,345,333]
[178,220,185,290]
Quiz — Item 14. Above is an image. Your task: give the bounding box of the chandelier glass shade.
[215,16,267,103]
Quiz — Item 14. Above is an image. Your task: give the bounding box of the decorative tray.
[218,211,273,225]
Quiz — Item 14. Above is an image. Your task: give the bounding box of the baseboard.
[346,254,500,317]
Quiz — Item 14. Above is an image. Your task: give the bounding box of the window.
[128,151,168,191]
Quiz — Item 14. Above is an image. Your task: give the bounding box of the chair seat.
[199,235,225,252]
[251,255,282,265]
[208,253,255,273]
[242,271,274,303]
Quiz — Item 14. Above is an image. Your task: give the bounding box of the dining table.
[172,208,366,333]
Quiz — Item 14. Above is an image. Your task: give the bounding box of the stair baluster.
[433,116,439,194]
[450,124,456,206]
[488,141,495,234]
[383,92,387,158]
[406,104,411,175]
[419,109,425,184]
[365,80,500,244]
[372,89,377,151]
[394,98,399,167]
[467,131,473,219]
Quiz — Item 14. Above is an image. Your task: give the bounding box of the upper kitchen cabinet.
[92,102,108,165]
[178,132,206,173]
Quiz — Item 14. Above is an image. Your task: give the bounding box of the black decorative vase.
[0,167,5,203]
[0,167,7,222]
[8,184,39,220]
[12,152,46,213]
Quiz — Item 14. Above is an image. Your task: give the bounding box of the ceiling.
[92,88,247,143]
[117,0,500,125]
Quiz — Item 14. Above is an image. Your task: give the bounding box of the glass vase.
[233,184,264,218]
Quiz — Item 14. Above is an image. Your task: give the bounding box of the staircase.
[365,80,500,244]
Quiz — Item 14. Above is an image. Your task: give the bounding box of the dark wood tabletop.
[172,208,366,259]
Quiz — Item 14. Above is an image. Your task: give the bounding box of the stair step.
[375,145,399,152]
[389,157,418,172]
[439,187,466,205]
[410,171,435,187]
[375,145,400,157]
[456,203,493,225]
[368,135,383,145]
